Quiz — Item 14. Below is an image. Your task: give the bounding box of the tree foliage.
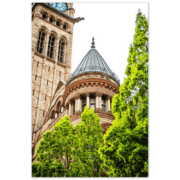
[70,107,104,177]
[32,107,104,177]
[98,11,148,177]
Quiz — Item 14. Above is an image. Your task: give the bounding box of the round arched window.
[49,17,54,23]
[63,24,67,30]
[42,13,47,19]
[56,21,60,26]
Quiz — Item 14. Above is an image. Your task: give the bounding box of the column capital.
[107,95,112,100]
[74,94,80,99]
[95,92,102,97]
[85,92,90,97]
[67,100,73,105]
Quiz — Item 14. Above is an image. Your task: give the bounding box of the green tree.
[32,116,73,177]
[99,11,148,177]
[70,106,104,177]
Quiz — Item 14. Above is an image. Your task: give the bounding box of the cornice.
[63,78,119,100]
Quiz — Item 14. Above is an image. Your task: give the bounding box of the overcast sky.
[71,3,148,84]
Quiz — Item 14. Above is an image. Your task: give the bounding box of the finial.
[138,8,141,13]
[91,37,95,48]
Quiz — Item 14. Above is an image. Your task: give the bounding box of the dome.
[66,38,120,85]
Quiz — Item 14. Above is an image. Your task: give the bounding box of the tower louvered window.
[47,36,55,58]
[36,31,45,54]
[57,40,65,63]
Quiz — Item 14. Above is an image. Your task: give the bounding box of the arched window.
[42,13,47,20]
[57,40,65,63]
[37,61,39,67]
[35,75,37,80]
[49,17,54,23]
[47,35,55,58]
[56,21,60,26]
[82,97,86,112]
[57,101,61,113]
[63,24,67,30]
[90,96,95,111]
[36,31,45,54]
[51,110,55,119]
[102,96,106,112]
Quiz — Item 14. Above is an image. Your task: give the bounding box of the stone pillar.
[75,95,81,113]
[54,37,60,61]
[96,94,99,108]
[65,106,68,116]
[99,94,102,109]
[107,96,111,112]
[69,102,72,116]
[55,113,57,118]
[44,31,50,56]
[105,98,108,113]
[61,106,64,112]
[86,93,90,108]
[95,93,102,111]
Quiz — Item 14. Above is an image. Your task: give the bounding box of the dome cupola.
[66,38,120,85]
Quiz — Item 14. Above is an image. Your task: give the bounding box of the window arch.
[47,35,55,58]
[57,39,65,63]
[36,31,45,54]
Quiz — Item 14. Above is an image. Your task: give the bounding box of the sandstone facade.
[31,3,120,162]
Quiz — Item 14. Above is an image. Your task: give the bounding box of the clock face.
[48,3,68,12]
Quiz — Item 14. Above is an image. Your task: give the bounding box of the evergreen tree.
[98,11,148,177]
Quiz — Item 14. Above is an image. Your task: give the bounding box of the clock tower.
[31,3,84,156]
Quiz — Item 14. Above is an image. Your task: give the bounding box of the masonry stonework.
[32,3,119,162]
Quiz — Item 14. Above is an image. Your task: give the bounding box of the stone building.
[32,3,120,162]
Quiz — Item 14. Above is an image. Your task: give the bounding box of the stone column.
[86,93,90,108]
[105,98,108,113]
[54,37,60,61]
[44,31,50,56]
[55,113,57,118]
[95,93,102,111]
[107,96,111,112]
[69,102,72,116]
[99,94,102,109]
[61,106,64,112]
[75,95,81,113]
[65,106,68,116]
[96,94,99,109]
[71,103,74,115]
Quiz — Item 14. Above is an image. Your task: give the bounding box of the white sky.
[71,3,148,84]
